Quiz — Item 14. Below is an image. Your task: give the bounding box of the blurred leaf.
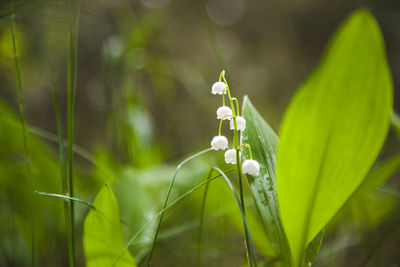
[241,96,291,265]
[391,111,400,139]
[84,185,136,267]
[332,154,400,229]
[113,167,158,260]
[276,9,393,266]
[0,100,65,258]
[304,230,324,266]
[359,154,400,193]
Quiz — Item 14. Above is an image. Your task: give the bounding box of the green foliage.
[276,9,393,267]
[83,185,136,267]
[242,97,324,266]
[241,96,291,265]
[333,154,400,229]
[0,101,63,258]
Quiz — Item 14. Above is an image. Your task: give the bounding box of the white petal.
[211,82,226,95]
[230,116,246,131]
[217,106,233,120]
[211,136,228,150]
[224,149,240,164]
[242,160,260,175]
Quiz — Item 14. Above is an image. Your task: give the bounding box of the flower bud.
[230,116,246,131]
[224,149,240,164]
[211,81,226,95]
[217,106,233,120]
[211,136,228,150]
[242,160,260,175]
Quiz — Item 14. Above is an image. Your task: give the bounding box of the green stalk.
[147,148,212,266]
[50,78,67,203]
[197,171,212,267]
[198,0,226,70]
[9,1,35,265]
[236,151,252,267]
[65,1,81,266]
[221,71,252,266]
[50,78,75,267]
[113,164,231,267]
[212,167,258,267]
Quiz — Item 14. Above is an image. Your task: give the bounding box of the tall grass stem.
[9,0,36,265]
[146,148,212,266]
[197,171,212,267]
[65,0,81,266]
[50,78,75,267]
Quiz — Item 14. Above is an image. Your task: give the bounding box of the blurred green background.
[0,0,399,266]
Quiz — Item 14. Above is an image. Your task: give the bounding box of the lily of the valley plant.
[210,71,260,176]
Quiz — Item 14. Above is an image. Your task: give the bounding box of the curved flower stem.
[231,97,240,116]
[218,115,233,136]
[219,70,252,266]
[220,71,238,149]
[239,144,253,160]
[222,88,227,106]
[219,70,224,81]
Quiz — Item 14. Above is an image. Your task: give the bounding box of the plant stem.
[237,150,252,267]
[239,144,253,160]
[221,72,239,148]
[50,78,75,267]
[114,167,232,267]
[65,0,81,266]
[220,71,252,265]
[9,1,36,266]
[213,167,258,267]
[147,148,212,266]
[197,171,211,267]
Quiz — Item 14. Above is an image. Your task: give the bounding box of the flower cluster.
[210,71,260,176]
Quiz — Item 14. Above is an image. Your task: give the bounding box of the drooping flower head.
[211,136,228,150]
[242,160,260,175]
[217,106,233,120]
[230,116,246,131]
[225,149,241,164]
[211,81,226,95]
[210,71,260,176]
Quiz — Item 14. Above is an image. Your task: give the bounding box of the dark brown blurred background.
[1,0,399,164]
[0,1,399,266]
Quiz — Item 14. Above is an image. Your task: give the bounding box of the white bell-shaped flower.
[211,136,228,150]
[224,149,241,164]
[242,160,260,175]
[211,81,226,95]
[230,116,246,131]
[217,106,233,120]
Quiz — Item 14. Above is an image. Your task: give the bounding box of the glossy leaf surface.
[276,9,393,266]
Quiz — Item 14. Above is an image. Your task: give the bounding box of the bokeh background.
[0,0,399,266]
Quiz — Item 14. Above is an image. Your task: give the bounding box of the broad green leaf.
[242,97,324,266]
[333,154,400,229]
[84,185,136,267]
[276,9,393,267]
[242,96,291,265]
